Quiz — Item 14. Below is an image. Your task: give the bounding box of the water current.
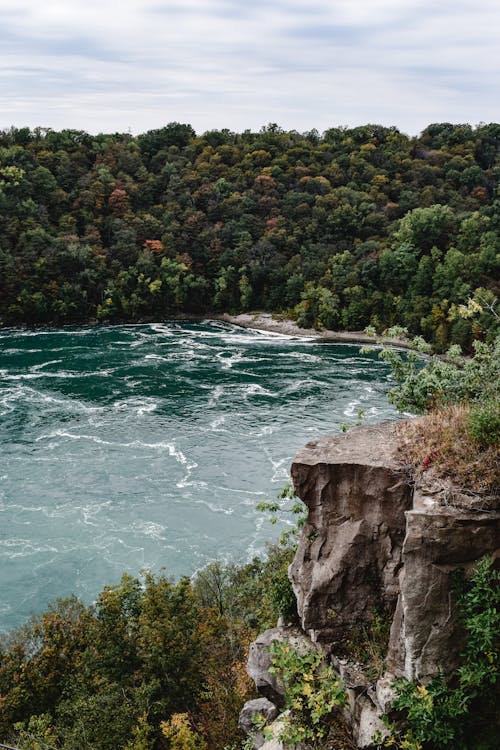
[0,321,401,632]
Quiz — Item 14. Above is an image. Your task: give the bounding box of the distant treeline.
[1,121,499,349]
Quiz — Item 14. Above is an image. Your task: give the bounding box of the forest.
[1,121,499,349]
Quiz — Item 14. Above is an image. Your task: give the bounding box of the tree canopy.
[0,121,498,349]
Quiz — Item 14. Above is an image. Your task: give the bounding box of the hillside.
[0,122,499,349]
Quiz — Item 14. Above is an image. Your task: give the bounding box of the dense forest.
[1,122,499,349]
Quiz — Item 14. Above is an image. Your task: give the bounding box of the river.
[0,320,400,632]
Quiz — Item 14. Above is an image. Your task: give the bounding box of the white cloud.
[0,0,499,135]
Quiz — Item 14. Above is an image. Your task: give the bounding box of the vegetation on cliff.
[367,325,500,495]
[382,556,499,750]
[0,122,499,352]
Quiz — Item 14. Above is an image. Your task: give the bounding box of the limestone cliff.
[242,421,499,748]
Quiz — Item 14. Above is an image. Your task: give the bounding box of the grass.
[342,610,392,683]
[396,404,499,497]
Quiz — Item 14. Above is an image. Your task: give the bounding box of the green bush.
[268,640,347,748]
[467,399,500,449]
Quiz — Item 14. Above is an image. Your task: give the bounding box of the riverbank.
[218,312,413,349]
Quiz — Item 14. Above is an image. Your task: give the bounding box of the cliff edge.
[243,421,499,748]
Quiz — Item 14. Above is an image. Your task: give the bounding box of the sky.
[1,0,499,137]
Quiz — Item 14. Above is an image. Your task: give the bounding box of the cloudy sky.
[1,0,499,136]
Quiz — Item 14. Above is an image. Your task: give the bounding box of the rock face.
[244,421,500,748]
[289,424,412,648]
[386,486,500,681]
[238,698,279,749]
[289,422,499,681]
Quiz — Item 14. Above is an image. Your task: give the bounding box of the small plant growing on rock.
[267,640,348,748]
[466,398,500,450]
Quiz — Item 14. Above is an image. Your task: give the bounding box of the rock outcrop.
[242,421,500,748]
[289,424,412,648]
[290,422,499,682]
[238,698,279,749]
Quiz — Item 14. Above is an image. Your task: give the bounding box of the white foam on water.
[192,498,234,515]
[282,378,327,395]
[216,350,243,369]
[0,501,44,513]
[241,383,275,398]
[0,385,103,417]
[176,478,207,489]
[251,425,276,436]
[81,501,113,526]
[208,384,225,406]
[1,347,43,354]
[144,353,169,362]
[0,539,58,558]
[3,369,114,381]
[113,398,159,415]
[276,351,322,363]
[263,449,292,483]
[29,359,63,372]
[149,324,174,336]
[208,415,227,432]
[343,399,362,417]
[36,430,114,446]
[215,485,266,496]
[131,520,167,540]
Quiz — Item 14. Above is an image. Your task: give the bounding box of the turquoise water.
[0,321,399,632]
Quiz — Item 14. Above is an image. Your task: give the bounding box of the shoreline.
[217,312,413,349]
[0,311,412,349]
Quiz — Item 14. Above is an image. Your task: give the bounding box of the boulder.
[238,698,279,749]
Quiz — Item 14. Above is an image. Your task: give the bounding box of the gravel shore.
[218,312,411,348]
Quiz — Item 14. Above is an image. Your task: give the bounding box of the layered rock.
[386,484,500,681]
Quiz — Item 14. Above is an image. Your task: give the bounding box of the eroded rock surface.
[387,490,500,681]
[289,422,499,680]
[239,698,279,749]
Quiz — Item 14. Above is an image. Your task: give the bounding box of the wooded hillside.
[1,122,499,349]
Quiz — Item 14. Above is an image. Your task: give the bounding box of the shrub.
[382,556,500,749]
[467,399,500,449]
[268,640,347,748]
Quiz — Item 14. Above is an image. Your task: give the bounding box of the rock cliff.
[242,421,500,748]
